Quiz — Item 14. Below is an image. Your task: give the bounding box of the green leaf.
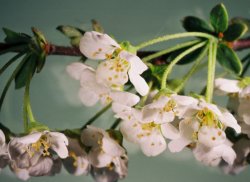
[231,17,250,33]
[0,52,25,75]
[3,28,30,44]
[15,54,37,89]
[210,3,229,33]
[92,19,104,33]
[36,52,46,73]
[224,22,248,41]
[167,46,204,65]
[182,16,214,34]
[56,25,84,38]
[217,43,242,75]
[149,64,168,82]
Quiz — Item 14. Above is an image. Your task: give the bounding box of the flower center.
[163,99,176,112]
[141,122,158,131]
[29,135,51,157]
[69,151,78,167]
[196,107,223,129]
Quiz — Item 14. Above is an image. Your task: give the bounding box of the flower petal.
[0,129,5,144]
[215,78,241,95]
[111,91,140,107]
[161,123,180,140]
[66,62,93,80]
[79,31,120,60]
[48,132,69,159]
[16,132,42,144]
[128,69,149,96]
[102,137,125,157]
[88,148,113,168]
[168,137,191,153]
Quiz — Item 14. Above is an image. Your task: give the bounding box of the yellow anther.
[141,122,158,131]
[69,151,78,167]
[163,99,176,112]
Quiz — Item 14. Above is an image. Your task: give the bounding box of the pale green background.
[0,0,250,182]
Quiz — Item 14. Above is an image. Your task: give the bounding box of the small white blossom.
[8,131,68,180]
[81,126,127,169]
[63,137,90,176]
[168,101,241,153]
[0,129,9,171]
[79,31,149,96]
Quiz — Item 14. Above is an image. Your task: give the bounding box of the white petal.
[199,101,222,116]
[214,78,241,95]
[219,110,241,133]
[161,123,180,140]
[120,120,142,144]
[119,51,147,74]
[16,132,42,144]
[0,129,5,144]
[238,99,250,125]
[112,103,133,120]
[79,31,120,60]
[139,132,166,156]
[66,62,93,80]
[14,168,30,181]
[78,87,100,106]
[110,91,140,107]
[48,132,69,158]
[128,69,149,96]
[88,148,113,168]
[240,85,250,98]
[81,126,104,147]
[198,126,226,148]
[102,137,125,157]
[168,137,191,153]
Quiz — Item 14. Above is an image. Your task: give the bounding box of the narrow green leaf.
[56,25,84,38]
[149,64,168,82]
[0,57,27,111]
[3,28,30,44]
[210,3,229,33]
[15,54,37,89]
[224,22,248,41]
[231,17,250,33]
[167,46,204,65]
[182,16,214,34]
[217,43,242,75]
[0,52,25,75]
[0,44,28,55]
[36,52,46,73]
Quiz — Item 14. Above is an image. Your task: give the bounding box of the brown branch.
[1,38,250,61]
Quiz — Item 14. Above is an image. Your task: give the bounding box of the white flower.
[96,50,149,96]
[67,62,140,107]
[80,31,120,60]
[168,101,241,153]
[141,95,199,124]
[8,131,68,180]
[215,78,241,95]
[81,126,126,168]
[0,129,9,171]
[63,137,90,176]
[193,141,236,166]
[79,31,149,96]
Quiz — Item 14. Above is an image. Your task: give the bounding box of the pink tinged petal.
[120,120,142,144]
[48,132,69,158]
[240,85,250,98]
[79,31,120,60]
[198,126,226,148]
[141,106,159,123]
[238,99,250,125]
[179,118,199,140]
[81,126,104,147]
[128,69,149,96]
[66,62,93,80]
[219,145,236,165]
[161,123,180,140]
[156,111,175,124]
[112,103,133,120]
[168,137,191,153]
[219,111,241,133]
[74,157,90,176]
[0,129,5,144]
[139,133,166,156]
[214,78,241,95]
[88,148,113,168]
[78,87,100,106]
[102,137,125,157]
[16,132,42,144]
[14,168,30,181]
[110,91,140,107]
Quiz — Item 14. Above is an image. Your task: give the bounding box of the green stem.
[110,118,121,129]
[136,32,216,50]
[81,103,111,130]
[23,71,36,127]
[205,41,217,103]
[161,41,207,90]
[174,43,209,93]
[142,40,200,62]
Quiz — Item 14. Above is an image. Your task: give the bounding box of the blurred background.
[0,0,250,181]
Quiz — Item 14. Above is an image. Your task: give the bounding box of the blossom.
[79,31,149,96]
[168,101,241,153]
[81,126,127,171]
[8,131,68,180]
[0,129,9,171]
[193,141,236,166]
[79,31,120,60]
[63,137,90,176]
[67,62,140,107]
